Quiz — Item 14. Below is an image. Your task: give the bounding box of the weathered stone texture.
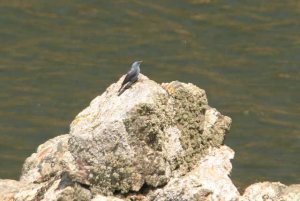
[67,75,231,196]
[240,182,300,201]
[0,74,244,201]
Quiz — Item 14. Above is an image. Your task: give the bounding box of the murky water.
[0,0,299,190]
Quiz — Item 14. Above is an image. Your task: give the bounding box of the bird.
[118,61,142,96]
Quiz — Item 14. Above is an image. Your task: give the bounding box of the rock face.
[3,73,290,201]
[66,74,232,197]
[240,182,300,201]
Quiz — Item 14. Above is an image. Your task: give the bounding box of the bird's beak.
[138,61,143,64]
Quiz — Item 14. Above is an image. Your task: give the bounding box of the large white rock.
[240,182,300,201]
[0,74,240,201]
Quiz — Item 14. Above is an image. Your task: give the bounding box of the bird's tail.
[118,87,126,96]
[118,86,123,93]
[117,82,131,96]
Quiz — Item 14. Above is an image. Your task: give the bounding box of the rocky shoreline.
[0,74,299,201]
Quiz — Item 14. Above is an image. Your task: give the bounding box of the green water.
[0,1,299,190]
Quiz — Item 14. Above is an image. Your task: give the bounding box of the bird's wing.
[121,68,136,86]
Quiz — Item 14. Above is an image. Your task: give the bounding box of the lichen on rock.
[0,74,240,201]
[66,75,232,196]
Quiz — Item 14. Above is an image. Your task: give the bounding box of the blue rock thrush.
[118,61,142,96]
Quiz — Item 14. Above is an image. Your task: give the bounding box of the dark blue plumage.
[118,61,142,96]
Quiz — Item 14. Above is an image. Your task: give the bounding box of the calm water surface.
[0,0,299,190]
